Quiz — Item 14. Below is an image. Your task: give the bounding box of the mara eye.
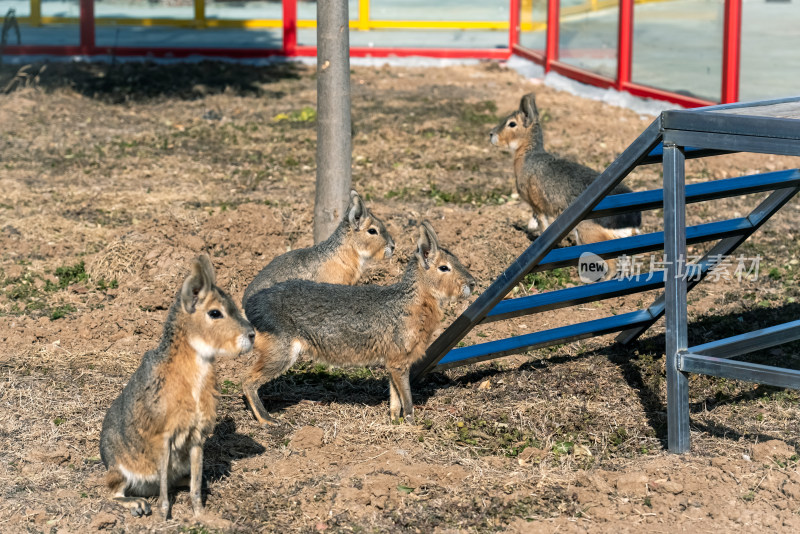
[208,309,223,319]
[368,228,378,235]
[438,265,451,273]
[508,120,517,128]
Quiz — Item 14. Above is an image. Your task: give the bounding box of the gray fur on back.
[524,152,641,229]
[242,221,350,307]
[245,262,421,367]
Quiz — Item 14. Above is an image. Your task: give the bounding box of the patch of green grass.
[53,261,88,289]
[220,380,240,394]
[609,427,629,448]
[741,490,755,502]
[522,268,571,291]
[53,417,66,426]
[425,182,511,206]
[50,304,76,320]
[286,361,374,385]
[552,441,574,458]
[459,101,499,125]
[95,278,118,291]
[385,187,412,200]
[272,107,317,123]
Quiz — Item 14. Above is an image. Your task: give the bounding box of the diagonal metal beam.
[679,352,800,391]
[688,320,800,359]
[410,118,664,383]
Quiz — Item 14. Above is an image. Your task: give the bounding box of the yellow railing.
[17,0,658,33]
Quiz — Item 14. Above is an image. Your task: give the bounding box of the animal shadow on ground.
[203,416,266,485]
[0,60,301,102]
[419,301,800,450]
[251,362,442,419]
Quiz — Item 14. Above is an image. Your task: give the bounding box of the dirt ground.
[1,60,799,533]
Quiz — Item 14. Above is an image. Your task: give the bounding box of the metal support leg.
[664,143,690,453]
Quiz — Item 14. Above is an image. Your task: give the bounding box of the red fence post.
[509,0,520,50]
[283,0,298,56]
[79,0,94,55]
[721,0,741,103]
[616,0,633,91]
[545,0,559,71]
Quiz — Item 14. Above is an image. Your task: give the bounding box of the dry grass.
[0,60,799,532]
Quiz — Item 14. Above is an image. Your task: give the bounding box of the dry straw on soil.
[0,61,799,532]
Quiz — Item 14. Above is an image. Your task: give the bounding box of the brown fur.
[317,245,365,285]
[99,255,254,519]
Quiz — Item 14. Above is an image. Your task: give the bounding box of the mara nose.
[247,329,256,343]
[469,278,476,290]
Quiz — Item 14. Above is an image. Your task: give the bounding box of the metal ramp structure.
[411,96,800,453]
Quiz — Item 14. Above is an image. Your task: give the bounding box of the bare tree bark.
[314,0,352,243]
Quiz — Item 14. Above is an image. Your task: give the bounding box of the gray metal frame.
[412,96,800,454]
[659,99,800,452]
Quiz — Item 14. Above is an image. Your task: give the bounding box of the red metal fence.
[3,0,746,107]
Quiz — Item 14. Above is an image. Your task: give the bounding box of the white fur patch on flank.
[118,464,158,494]
[289,340,304,367]
[611,227,636,239]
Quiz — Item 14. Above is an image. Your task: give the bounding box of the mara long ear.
[519,93,539,128]
[348,189,368,230]
[180,254,216,314]
[415,221,440,269]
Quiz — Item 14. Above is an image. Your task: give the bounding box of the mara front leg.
[158,435,172,519]
[189,443,204,516]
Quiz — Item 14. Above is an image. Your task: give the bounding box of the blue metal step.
[534,217,752,272]
[485,271,666,323]
[436,310,654,370]
[590,169,800,219]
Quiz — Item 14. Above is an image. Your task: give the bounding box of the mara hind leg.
[388,367,414,424]
[243,332,299,426]
[106,468,151,517]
